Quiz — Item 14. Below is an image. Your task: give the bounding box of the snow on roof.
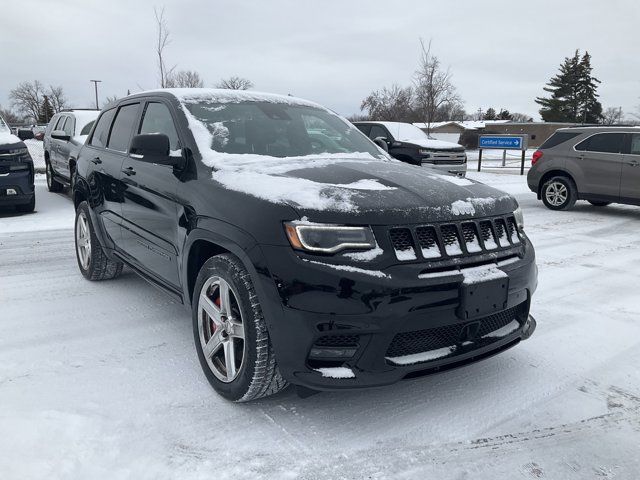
[145,88,326,110]
[70,110,100,136]
[413,120,511,131]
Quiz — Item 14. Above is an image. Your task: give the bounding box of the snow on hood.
[175,93,395,212]
[0,130,22,146]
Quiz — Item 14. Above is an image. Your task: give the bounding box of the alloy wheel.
[545,182,568,207]
[75,211,91,270]
[198,277,246,383]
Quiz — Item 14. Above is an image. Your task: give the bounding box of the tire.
[75,201,123,281]
[46,161,63,192]
[541,176,577,211]
[192,254,287,402]
[16,195,35,213]
[588,200,610,207]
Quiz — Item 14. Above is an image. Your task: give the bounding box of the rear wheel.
[46,161,63,192]
[75,201,123,281]
[588,200,611,207]
[192,254,287,402]
[541,176,577,211]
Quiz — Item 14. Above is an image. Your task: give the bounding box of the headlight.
[284,222,376,253]
[513,207,524,231]
[418,149,433,156]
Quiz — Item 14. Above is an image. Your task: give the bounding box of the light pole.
[90,80,102,109]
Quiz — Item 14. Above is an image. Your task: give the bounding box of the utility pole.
[90,80,102,109]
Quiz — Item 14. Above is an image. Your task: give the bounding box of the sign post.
[477,135,529,175]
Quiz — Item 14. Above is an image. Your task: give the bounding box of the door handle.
[628,160,639,167]
[121,166,136,176]
[91,157,102,165]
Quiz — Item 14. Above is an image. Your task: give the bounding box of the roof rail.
[61,108,100,112]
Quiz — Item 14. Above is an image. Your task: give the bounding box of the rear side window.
[90,109,116,148]
[54,116,66,131]
[539,131,581,149]
[80,120,95,136]
[629,134,640,155]
[107,104,140,152]
[575,133,625,154]
[355,124,371,136]
[368,125,389,140]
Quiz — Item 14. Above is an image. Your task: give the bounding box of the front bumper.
[422,162,467,177]
[0,170,35,206]
[256,237,537,391]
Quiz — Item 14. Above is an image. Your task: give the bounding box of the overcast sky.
[2,0,639,120]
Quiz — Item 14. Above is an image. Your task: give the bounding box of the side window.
[139,102,181,152]
[62,117,74,136]
[575,133,624,154]
[629,134,640,155]
[53,115,65,131]
[368,125,389,140]
[107,104,140,152]
[47,114,59,135]
[355,124,371,136]
[90,109,116,148]
[80,120,96,136]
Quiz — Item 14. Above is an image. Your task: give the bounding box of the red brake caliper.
[209,291,221,335]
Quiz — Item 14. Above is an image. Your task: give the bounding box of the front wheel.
[541,176,577,211]
[75,201,123,280]
[46,161,63,192]
[192,254,287,402]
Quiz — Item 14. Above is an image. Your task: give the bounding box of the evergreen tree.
[536,50,602,123]
[483,107,497,120]
[38,95,54,123]
[498,109,513,120]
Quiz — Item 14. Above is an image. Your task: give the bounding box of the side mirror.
[51,130,70,141]
[130,134,181,167]
[373,136,389,152]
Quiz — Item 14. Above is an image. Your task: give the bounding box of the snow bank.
[314,367,355,379]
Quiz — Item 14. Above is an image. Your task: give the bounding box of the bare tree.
[510,112,534,123]
[102,95,120,108]
[602,107,624,125]
[9,80,44,121]
[360,84,415,122]
[47,85,68,113]
[166,70,204,88]
[216,76,254,90]
[413,39,461,134]
[0,105,24,124]
[154,7,175,88]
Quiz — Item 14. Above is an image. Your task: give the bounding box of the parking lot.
[1,167,639,479]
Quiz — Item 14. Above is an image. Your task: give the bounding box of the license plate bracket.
[457,276,509,320]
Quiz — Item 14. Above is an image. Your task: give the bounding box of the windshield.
[386,123,431,142]
[185,101,384,159]
[0,115,8,132]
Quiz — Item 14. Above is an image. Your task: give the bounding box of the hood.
[0,130,23,148]
[401,138,464,150]
[281,160,516,225]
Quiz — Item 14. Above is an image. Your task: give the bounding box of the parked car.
[353,121,467,176]
[0,114,35,212]
[72,89,537,401]
[528,127,640,210]
[33,125,47,141]
[16,127,35,141]
[43,109,99,192]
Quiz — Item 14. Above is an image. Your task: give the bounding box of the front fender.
[180,220,285,336]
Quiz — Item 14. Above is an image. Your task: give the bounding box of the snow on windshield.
[176,91,393,211]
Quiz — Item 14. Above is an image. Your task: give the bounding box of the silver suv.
[527,127,640,210]
[43,109,99,192]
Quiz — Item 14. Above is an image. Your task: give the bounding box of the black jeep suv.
[0,114,35,212]
[72,89,537,401]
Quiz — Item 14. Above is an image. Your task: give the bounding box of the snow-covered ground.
[24,139,45,171]
[1,173,639,479]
